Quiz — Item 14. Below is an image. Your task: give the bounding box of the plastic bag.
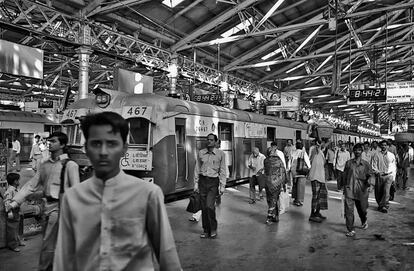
[279,190,290,215]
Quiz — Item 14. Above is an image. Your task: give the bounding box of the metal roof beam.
[165,0,203,25]
[170,0,258,52]
[86,0,151,18]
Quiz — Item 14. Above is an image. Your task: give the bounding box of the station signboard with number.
[122,106,152,121]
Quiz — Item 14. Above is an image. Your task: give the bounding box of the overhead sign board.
[347,87,387,104]
[386,81,414,103]
[266,91,300,112]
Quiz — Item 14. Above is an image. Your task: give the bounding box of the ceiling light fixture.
[309,98,314,104]
[330,108,333,113]
[265,65,271,72]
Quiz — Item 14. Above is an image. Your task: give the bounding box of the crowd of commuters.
[1,111,413,270]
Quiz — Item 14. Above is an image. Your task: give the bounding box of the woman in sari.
[289,141,311,206]
[264,146,288,224]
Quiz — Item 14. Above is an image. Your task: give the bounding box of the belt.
[199,175,219,179]
[45,196,59,203]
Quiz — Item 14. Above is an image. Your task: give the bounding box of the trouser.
[327,163,335,180]
[199,175,219,234]
[292,177,306,202]
[32,155,43,172]
[8,151,20,171]
[336,169,344,190]
[6,215,22,249]
[249,175,264,200]
[39,203,59,271]
[401,167,408,189]
[374,175,393,209]
[344,195,368,232]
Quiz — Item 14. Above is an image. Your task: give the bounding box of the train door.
[175,118,187,189]
[218,122,233,178]
[267,127,276,148]
[295,130,302,143]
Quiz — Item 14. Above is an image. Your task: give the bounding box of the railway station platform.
[0,166,413,271]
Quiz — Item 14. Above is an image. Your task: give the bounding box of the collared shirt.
[343,158,373,200]
[4,186,19,213]
[30,143,42,158]
[408,146,414,162]
[361,150,373,164]
[194,148,227,188]
[308,149,325,183]
[53,171,181,271]
[13,153,80,204]
[12,140,21,154]
[334,149,350,171]
[326,149,335,164]
[248,152,266,177]
[371,151,397,178]
[283,145,294,161]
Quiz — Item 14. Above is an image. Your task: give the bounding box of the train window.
[65,124,83,146]
[267,127,276,142]
[296,130,301,141]
[218,123,232,141]
[128,118,150,145]
[243,139,251,155]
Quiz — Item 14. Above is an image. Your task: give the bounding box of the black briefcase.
[186,192,201,213]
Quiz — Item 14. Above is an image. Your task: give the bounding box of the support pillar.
[75,46,93,100]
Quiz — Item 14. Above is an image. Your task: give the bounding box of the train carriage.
[62,89,310,198]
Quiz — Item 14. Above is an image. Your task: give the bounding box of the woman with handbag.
[289,141,311,206]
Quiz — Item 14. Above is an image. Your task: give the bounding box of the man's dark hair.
[207,133,218,141]
[363,141,370,146]
[353,143,363,151]
[6,172,20,186]
[287,139,293,143]
[81,112,129,143]
[48,131,68,146]
[35,135,40,140]
[271,141,277,146]
[380,140,389,146]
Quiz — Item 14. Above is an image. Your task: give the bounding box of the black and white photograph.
[0,1,414,270]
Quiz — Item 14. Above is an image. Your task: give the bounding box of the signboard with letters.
[386,81,414,103]
[266,91,300,112]
[38,100,54,108]
[120,149,152,171]
[245,123,266,138]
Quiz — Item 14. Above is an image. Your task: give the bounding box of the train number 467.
[127,106,147,116]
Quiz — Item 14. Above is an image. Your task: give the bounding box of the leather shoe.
[316,213,327,220]
[210,231,217,239]
[309,216,323,223]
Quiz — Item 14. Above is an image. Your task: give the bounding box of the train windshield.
[128,117,151,148]
[65,124,84,146]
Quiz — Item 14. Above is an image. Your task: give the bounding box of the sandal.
[345,231,355,237]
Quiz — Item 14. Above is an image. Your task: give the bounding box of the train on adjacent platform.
[61,89,381,199]
[0,110,59,161]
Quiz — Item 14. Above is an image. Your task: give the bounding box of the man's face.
[354,147,363,158]
[253,147,259,156]
[85,125,127,180]
[372,142,378,149]
[287,140,292,146]
[48,137,63,153]
[380,142,388,152]
[207,135,216,148]
[364,144,370,151]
